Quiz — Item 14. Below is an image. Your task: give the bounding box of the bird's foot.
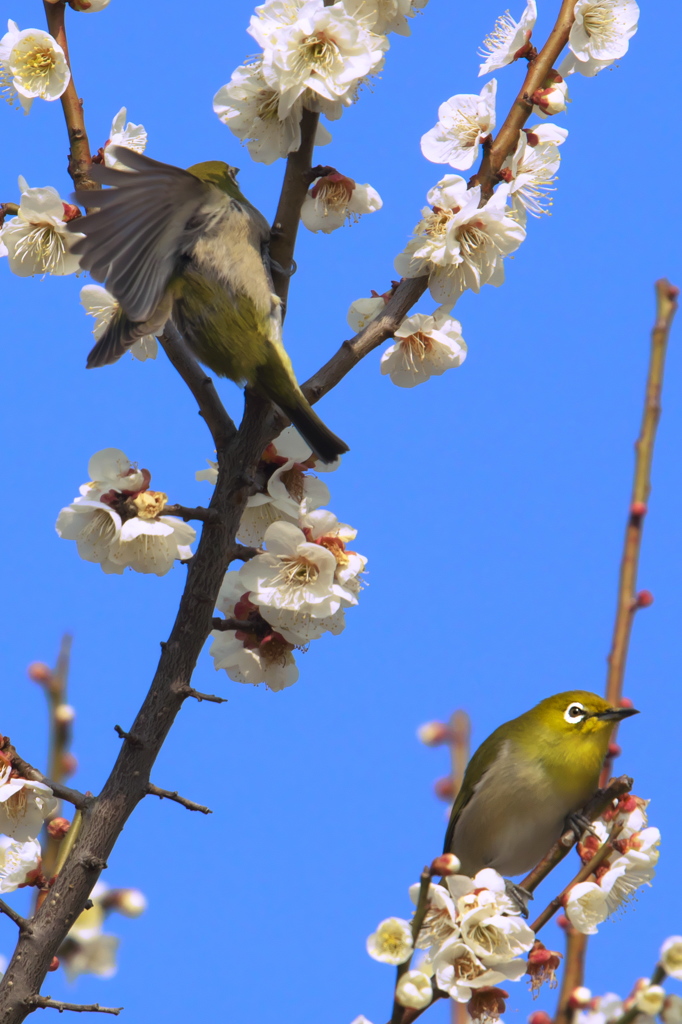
[504,880,534,918]
[269,257,297,278]
[565,811,598,842]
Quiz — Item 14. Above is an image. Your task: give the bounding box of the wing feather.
[67,147,224,321]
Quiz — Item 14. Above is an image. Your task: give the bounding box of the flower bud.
[661,937,682,980]
[27,662,52,684]
[429,853,461,877]
[569,987,592,1009]
[47,956,60,972]
[526,941,562,994]
[635,985,666,1016]
[630,501,647,517]
[55,704,76,725]
[528,1013,553,1024]
[433,777,454,800]
[113,888,147,917]
[61,753,78,777]
[417,722,450,746]
[395,970,432,1010]
[47,817,71,839]
[636,590,654,608]
[531,72,568,115]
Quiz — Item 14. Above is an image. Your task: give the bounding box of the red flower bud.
[27,662,52,684]
[636,590,654,608]
[430,853,461,877]
[434,777,454,800]
[47,817,71,840]
[48,957,60,972]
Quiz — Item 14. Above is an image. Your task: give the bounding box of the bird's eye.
[564,702,586,724]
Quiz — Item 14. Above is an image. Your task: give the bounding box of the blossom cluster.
[565,793,660,934]
[0,756,56,895]
[56,448,196,576]
[366,865,538,1018]
[574,937,682,1024]
[58,881,146,981]
[200,427,365,691]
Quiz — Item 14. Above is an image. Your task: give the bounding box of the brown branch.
[448,711,470,797]
[162,505,219,524]
[472,0,580,201]
[269,108,320,309]
[42,2,98,192]
[520,775,632,894]
[600,279,678,782]
[40,635,74,881]
[211,617,261,632]
[554,928,589,1024]
[230,544,262,562]
[158,326,237,451]
[530,825,621,934]
[26,998,122,1015]
[180,687,227,705]
[0,902,30,933]
[2,744,90,811]
[146,783,212,815]
[1,203,19,225]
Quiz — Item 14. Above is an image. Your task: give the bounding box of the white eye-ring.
[564,702,586,724]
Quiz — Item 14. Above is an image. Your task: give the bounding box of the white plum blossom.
[458,893,534,965]
[213,60,332,165]
[395,970,433,1009]
[366,917,413,965]
[347,293,389,332]
[103,107,148,168]
[532,73,569,117]
[661,937,682,980]
[478,1,537,76]
[565,881,609,934]
[505,123,568,223]
[239,521,354,618]
[0,21,70,112]
[636,986,666,1016]
[599,829,660,914]
[0,835,41,894]
[251,0,387,118]
[80,285,157,362]
[60,896,119,981]
[56,449,195,576]
[0,765,57,842]
[421,80,497,171]
[301,173,382,233]
[0,180,83,276]
[569,0,639,65]
[408,882,457,949]
[380,309,466,388]
[341,0,425,36]
[433,937,527,1001]
[394,175,525,306]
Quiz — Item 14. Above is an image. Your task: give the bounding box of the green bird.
[67,145,348,464]
[444,691,638,880]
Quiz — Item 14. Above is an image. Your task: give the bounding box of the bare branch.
[158,326,237,451]
[180,687,227,705]
[2,743,90,811]
[554,927,588,1024]
[27,997,122,1015]
[146,783,212,815]
[42,2,98,192]
[113,726,144,747]
[162,505,220,524]
[600,279,678,783]
[0,901,30,933]
[230,544,262,562]
[211,617,263,633]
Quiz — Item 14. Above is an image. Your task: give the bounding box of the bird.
[443,691,638,883]
[67,145,348,464]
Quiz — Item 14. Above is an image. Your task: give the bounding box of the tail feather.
[87,309,137,368]
[276,395,349,465]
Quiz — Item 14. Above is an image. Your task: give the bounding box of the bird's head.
[530,690,639,742]
[187,160,245,201]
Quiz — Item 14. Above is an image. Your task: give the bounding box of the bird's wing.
[442,727,507,856]
[67,146,223,322]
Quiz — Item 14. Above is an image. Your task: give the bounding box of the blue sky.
[1,1,681,1022]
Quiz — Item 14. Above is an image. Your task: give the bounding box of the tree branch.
[530,829,620,933]
[42,2,98,192]
[146,783,212,814]
[472,0,580,201]
[0,902,30,933]
[600,279,678,782]
[26,998,122,1016]
[158,326,237,451]
[162,505,219,524]
[2,744,90,811]
[269,108,320,309]
[554,927,588,1024]
[180,687,227,705]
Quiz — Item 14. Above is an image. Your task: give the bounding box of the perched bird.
[67,146,348,464]
[444,691,638,880]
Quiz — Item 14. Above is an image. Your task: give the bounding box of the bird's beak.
[595,706,640,721]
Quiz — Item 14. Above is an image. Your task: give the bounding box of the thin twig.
[181,687,227,705]
[162,505,219,524]
[554,927,588,1024]
[530,827,621,934]
[230,544,262,562]
[390,868,432,1024]
[600,279,679,784]
[41,635,74,882]
[3,744,90,810]
[520,775,632,895]
[158,326,237,451]
[27,997,122,1015]
[0,901,30,932]
[146,783,212,815]
[42,2,98,192]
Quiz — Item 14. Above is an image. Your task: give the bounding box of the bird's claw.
[565,811,598,841]
[504,880,534,918]
[269,257,297,278]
